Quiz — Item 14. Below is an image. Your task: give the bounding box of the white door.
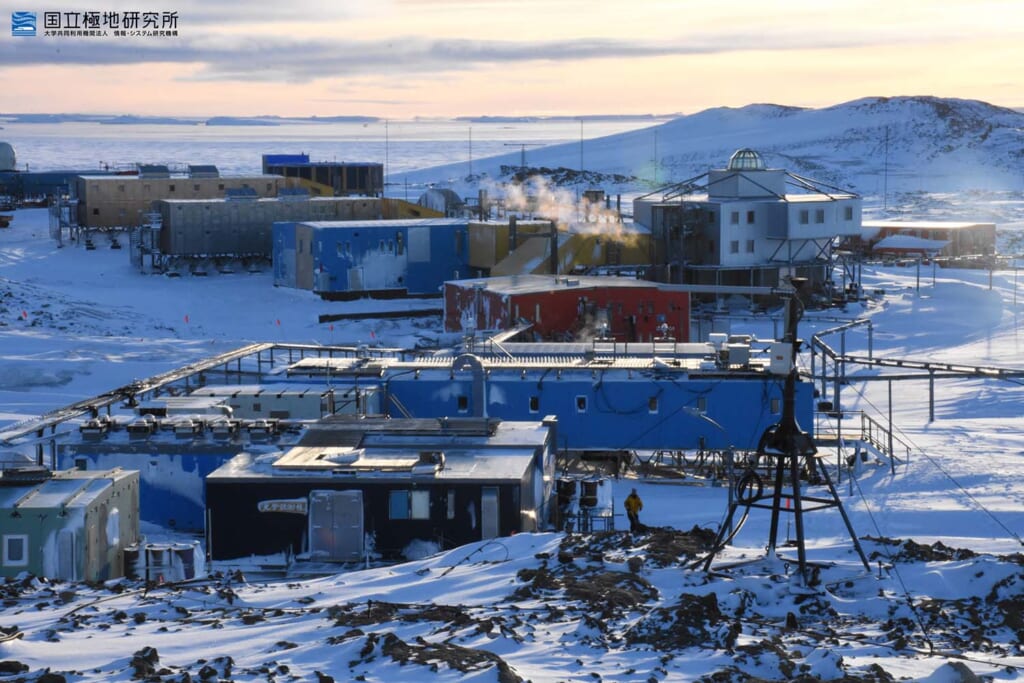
[57,529,78,581]
[481,487,499,539]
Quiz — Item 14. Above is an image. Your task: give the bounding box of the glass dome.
[726,148,765,171]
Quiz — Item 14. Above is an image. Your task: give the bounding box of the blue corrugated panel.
[306,219,470,296]
[272,221,298,288]
[263,153,310,166]
[374,371,812,451]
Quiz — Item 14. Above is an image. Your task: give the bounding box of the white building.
[633,149,862,289]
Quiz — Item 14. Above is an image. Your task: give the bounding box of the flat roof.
[447,274,672,295]
[76,174,281,181]
[862,220,995,230]
[158,196,372,206]
[209,447,535,482]
[0,469,132,510]
[298,218,466,229]
[669,192,857,203]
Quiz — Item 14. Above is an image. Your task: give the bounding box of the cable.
[843,448,936,654]
[846,381,1024,547]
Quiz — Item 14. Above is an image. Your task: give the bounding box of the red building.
[444,275,690,342]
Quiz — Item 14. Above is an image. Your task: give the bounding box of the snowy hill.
[401,96,1024,199]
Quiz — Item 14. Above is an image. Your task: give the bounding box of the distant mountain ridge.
[401,95,1024,197]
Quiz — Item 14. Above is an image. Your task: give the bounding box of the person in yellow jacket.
[624,488,643,532]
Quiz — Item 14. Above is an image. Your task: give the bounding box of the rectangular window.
[844,206,854,221]
[447,490,456,520]
[529,396,539,413]
[799,209,809,225]
[169,184,175,192]
[193,184,200,192]
[730,240,739,254]
[389,490,409,520]
[815,209,825,223]
[730,211,739,225]
[746,239,755,253]
[648,396,658,413]
[707,211,715,224]
[390,490,430,520]
[3,535,28,567]
[410,490,430,519]
[576,396,588,413]
[457,395,468,413]
[746,210,755,224]
[771,398,781,414]
[697,397,708,412]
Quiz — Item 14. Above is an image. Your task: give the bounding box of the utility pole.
[503,143,543,173]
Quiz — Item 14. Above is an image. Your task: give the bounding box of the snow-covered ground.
[3,114,1024,678]
[2,205,1023,681]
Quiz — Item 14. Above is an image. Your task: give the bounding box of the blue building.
[273,218,471,299]
[286,346,810,453]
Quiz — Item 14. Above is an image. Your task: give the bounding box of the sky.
[1,0,1023,118]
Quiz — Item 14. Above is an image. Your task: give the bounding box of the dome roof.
[726,148,765,172]
[0,142,15,172]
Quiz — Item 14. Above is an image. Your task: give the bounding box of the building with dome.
[0,142,16,172]
[633,149,861,292]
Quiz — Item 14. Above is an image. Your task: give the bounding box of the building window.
[266,183,272,192]
[169,184,175,192]
[447,490,456,520]
[118,184,125,192]
[697,397,708,412]
[252,402,262,412]
[730,240,739,254]
[730,211,739,225]
[3,535,28,567]
[193,184,200,192]
[457,395,469,413]
[771,398,781,414]
[411,490,430,519]
[746,239,755,253]
[576,396,588,413]
[218,183,225,191]
[707,211,716,224]
[92,208,100,216]
[389,490,430,520]
[529,396,539,413]
[815,209,825,223]
[844,206,854,221]
[799,210,809,225]
[648,396,658,413]
[747,210,755,224]
[389,490,409,519]
[336,242,344,257]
